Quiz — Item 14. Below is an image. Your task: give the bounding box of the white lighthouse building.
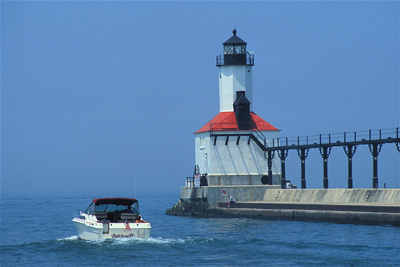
[194,29,281,186]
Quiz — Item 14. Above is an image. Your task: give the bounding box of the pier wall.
[179,185,281,207]
[262,189,400,204]
[206,174,281,186]
[167,187,400,225]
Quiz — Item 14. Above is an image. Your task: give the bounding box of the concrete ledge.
[206,174,281,186]
[218,202,400,213]
[179,185,281,207]
[213,207,400,226]
[263,189,400,204]
[214,207,295,220]
[168,188,400,225]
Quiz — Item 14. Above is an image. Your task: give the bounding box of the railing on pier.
[272,128,400,149]
[209,127,400,189]
[186,165,209,188]
[186,177,194,188]
[209,121,261,135]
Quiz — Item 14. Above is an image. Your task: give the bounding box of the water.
[1,195,399,266]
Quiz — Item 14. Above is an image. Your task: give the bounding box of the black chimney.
[233,91,251,130]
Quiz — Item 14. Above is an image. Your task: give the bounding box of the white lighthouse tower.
[218,28,253,113]
[194,29,281,186]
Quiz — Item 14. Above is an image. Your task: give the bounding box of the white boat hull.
[72,218,151,241]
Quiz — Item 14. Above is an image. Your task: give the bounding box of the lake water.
[1,194,399,266]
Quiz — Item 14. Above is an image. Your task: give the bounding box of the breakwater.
[166,187,400,226]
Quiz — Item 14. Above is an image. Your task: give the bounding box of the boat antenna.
[134,172,137,199]
[86,176,89,204]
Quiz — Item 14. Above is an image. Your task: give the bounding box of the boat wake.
[110,236,214,246]
[57,235,79,241]
[55,235,214,247]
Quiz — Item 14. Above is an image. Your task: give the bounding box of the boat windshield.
[94,202,140,214]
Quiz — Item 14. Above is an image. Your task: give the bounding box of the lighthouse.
[218,28,254,113]
[194,29,281,186]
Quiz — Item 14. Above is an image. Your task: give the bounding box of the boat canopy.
[92,198,138,206]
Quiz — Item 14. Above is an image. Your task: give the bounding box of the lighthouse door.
[199,137,208,174]
[201,150,208,174]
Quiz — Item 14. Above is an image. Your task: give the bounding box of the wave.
[109,236,185,246]
[53,235,215,246]
[56,235,79,241]
[115,236,214,245]
[2,235,80,251]
[91,236,214,247]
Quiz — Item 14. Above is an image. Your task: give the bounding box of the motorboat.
[72,197,151,240]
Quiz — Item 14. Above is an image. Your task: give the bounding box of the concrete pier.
[166,187,400,226]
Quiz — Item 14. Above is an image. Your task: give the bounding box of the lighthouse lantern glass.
[234,45,246,54]
[224,45,233,54]
[224,44,246,55]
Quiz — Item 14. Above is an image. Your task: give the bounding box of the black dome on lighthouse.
[223,29,247,45]
[217,29,253,66]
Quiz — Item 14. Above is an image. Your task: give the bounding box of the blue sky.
[2,1,399,198]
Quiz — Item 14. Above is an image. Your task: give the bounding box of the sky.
[2,1,399,198]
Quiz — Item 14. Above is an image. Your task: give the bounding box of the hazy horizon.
[2,1,399,198]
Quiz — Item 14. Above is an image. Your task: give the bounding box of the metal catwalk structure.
[210,127,400,189]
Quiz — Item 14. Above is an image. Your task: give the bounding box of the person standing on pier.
[228,195,235,208]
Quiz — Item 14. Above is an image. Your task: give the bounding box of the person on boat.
[227,195,235,208]
[286,180,292,189]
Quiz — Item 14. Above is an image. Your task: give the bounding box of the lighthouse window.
[224,45,233,54]
[200,137,205,148]
[224,45,246,54]
[234,45,245,54]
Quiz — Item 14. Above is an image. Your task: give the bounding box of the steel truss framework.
[210,127,400,189]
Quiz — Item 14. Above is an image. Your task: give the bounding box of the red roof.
[195,112,279,133]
